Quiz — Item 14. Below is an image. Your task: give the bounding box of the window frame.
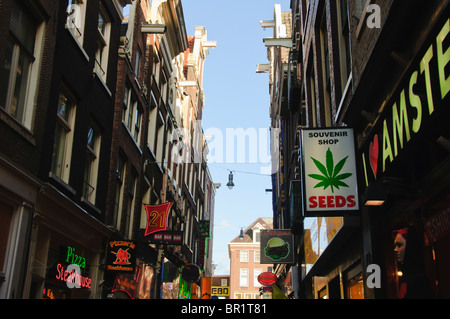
[94,3,111,81]
[240,268,249,287]
[51,86,77,183]
[82,121,102,204]
[0,1,45,130]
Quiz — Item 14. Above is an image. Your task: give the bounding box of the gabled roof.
[229,217,273,244]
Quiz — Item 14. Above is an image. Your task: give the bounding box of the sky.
[182,0,291,275]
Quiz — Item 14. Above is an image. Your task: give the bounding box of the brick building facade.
[265,0,450,299]
[228,217,273,299]
[0,0,217,299]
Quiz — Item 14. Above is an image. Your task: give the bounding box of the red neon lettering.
[55,263,92,289]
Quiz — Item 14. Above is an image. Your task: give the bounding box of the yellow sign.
[211,286,230,297]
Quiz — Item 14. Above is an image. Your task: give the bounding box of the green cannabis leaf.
[308,148,352,193]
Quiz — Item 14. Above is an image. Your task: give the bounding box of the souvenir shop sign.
[260,230,295,264]
[106,241,136,272]
[301,128,359,216]
[361,15,450,186]
[144,202,173,236]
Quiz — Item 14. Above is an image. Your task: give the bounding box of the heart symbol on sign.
[369,135,379,178]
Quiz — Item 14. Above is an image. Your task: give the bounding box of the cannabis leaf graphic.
[308,148,352,193]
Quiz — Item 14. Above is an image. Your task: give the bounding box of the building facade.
[228,217,273,299]
[0,0,216,299]
[0,0,131,299]
[265,0,450,299]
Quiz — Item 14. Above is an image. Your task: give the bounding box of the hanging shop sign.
[260,229,295,264]
[146,230,183,245]
[197,236,207,271]
[144,202,173,236]
[112,268,139,299]
[361,15,450,186]
[301,127,359,216]
[106,241,136,272]
[257,272,278,286]
[211,286,230,297]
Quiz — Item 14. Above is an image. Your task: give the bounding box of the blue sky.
[182,0,291,275]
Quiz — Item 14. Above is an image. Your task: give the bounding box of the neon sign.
[361,17,450,184]
[106,241,136,272]
[55,263,92,288]
[65,246,86,269]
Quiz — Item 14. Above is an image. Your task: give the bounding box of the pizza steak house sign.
[362,17,450,184]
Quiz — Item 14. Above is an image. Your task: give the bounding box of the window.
[51,87,77,183]
[125,170,137,237]
[254,250,260,262]
[240,250,249,262]
[254,230,261,243]
[308,66,317,127]
[155,112,165,163]
[320,9,332,126]
[123,86,142,144]
[135,47,141,79]
[66,0,87,42]
[161,70,168,103]
[83,122,101,203]
[113,154,126,229]
[95,4,111,81]
[0,1,43,129]
[337,0,352,90]
[240,268,249,287]
[148,91,158,152]
[152,50,161,84]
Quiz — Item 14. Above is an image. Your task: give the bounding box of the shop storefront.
[358,6,450,298]
[302,216,362,299]
[0,156,39,299]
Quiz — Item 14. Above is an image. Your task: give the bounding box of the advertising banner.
[144,202,173,236]
[260,229,295,264]
[301,128,359,216]
[106,240,136,272]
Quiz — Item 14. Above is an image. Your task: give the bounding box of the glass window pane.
[11,50,32,121]
[52,123,66,177]
[0,41,14,109]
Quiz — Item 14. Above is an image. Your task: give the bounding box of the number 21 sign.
[144,202,173,236]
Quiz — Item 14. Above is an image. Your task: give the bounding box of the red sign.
[257,272,278,286]
[144,202,173,236]
[106,241,136,272]
[147,231,183,245]
[425,208,450,244]
[55,263,92,288]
